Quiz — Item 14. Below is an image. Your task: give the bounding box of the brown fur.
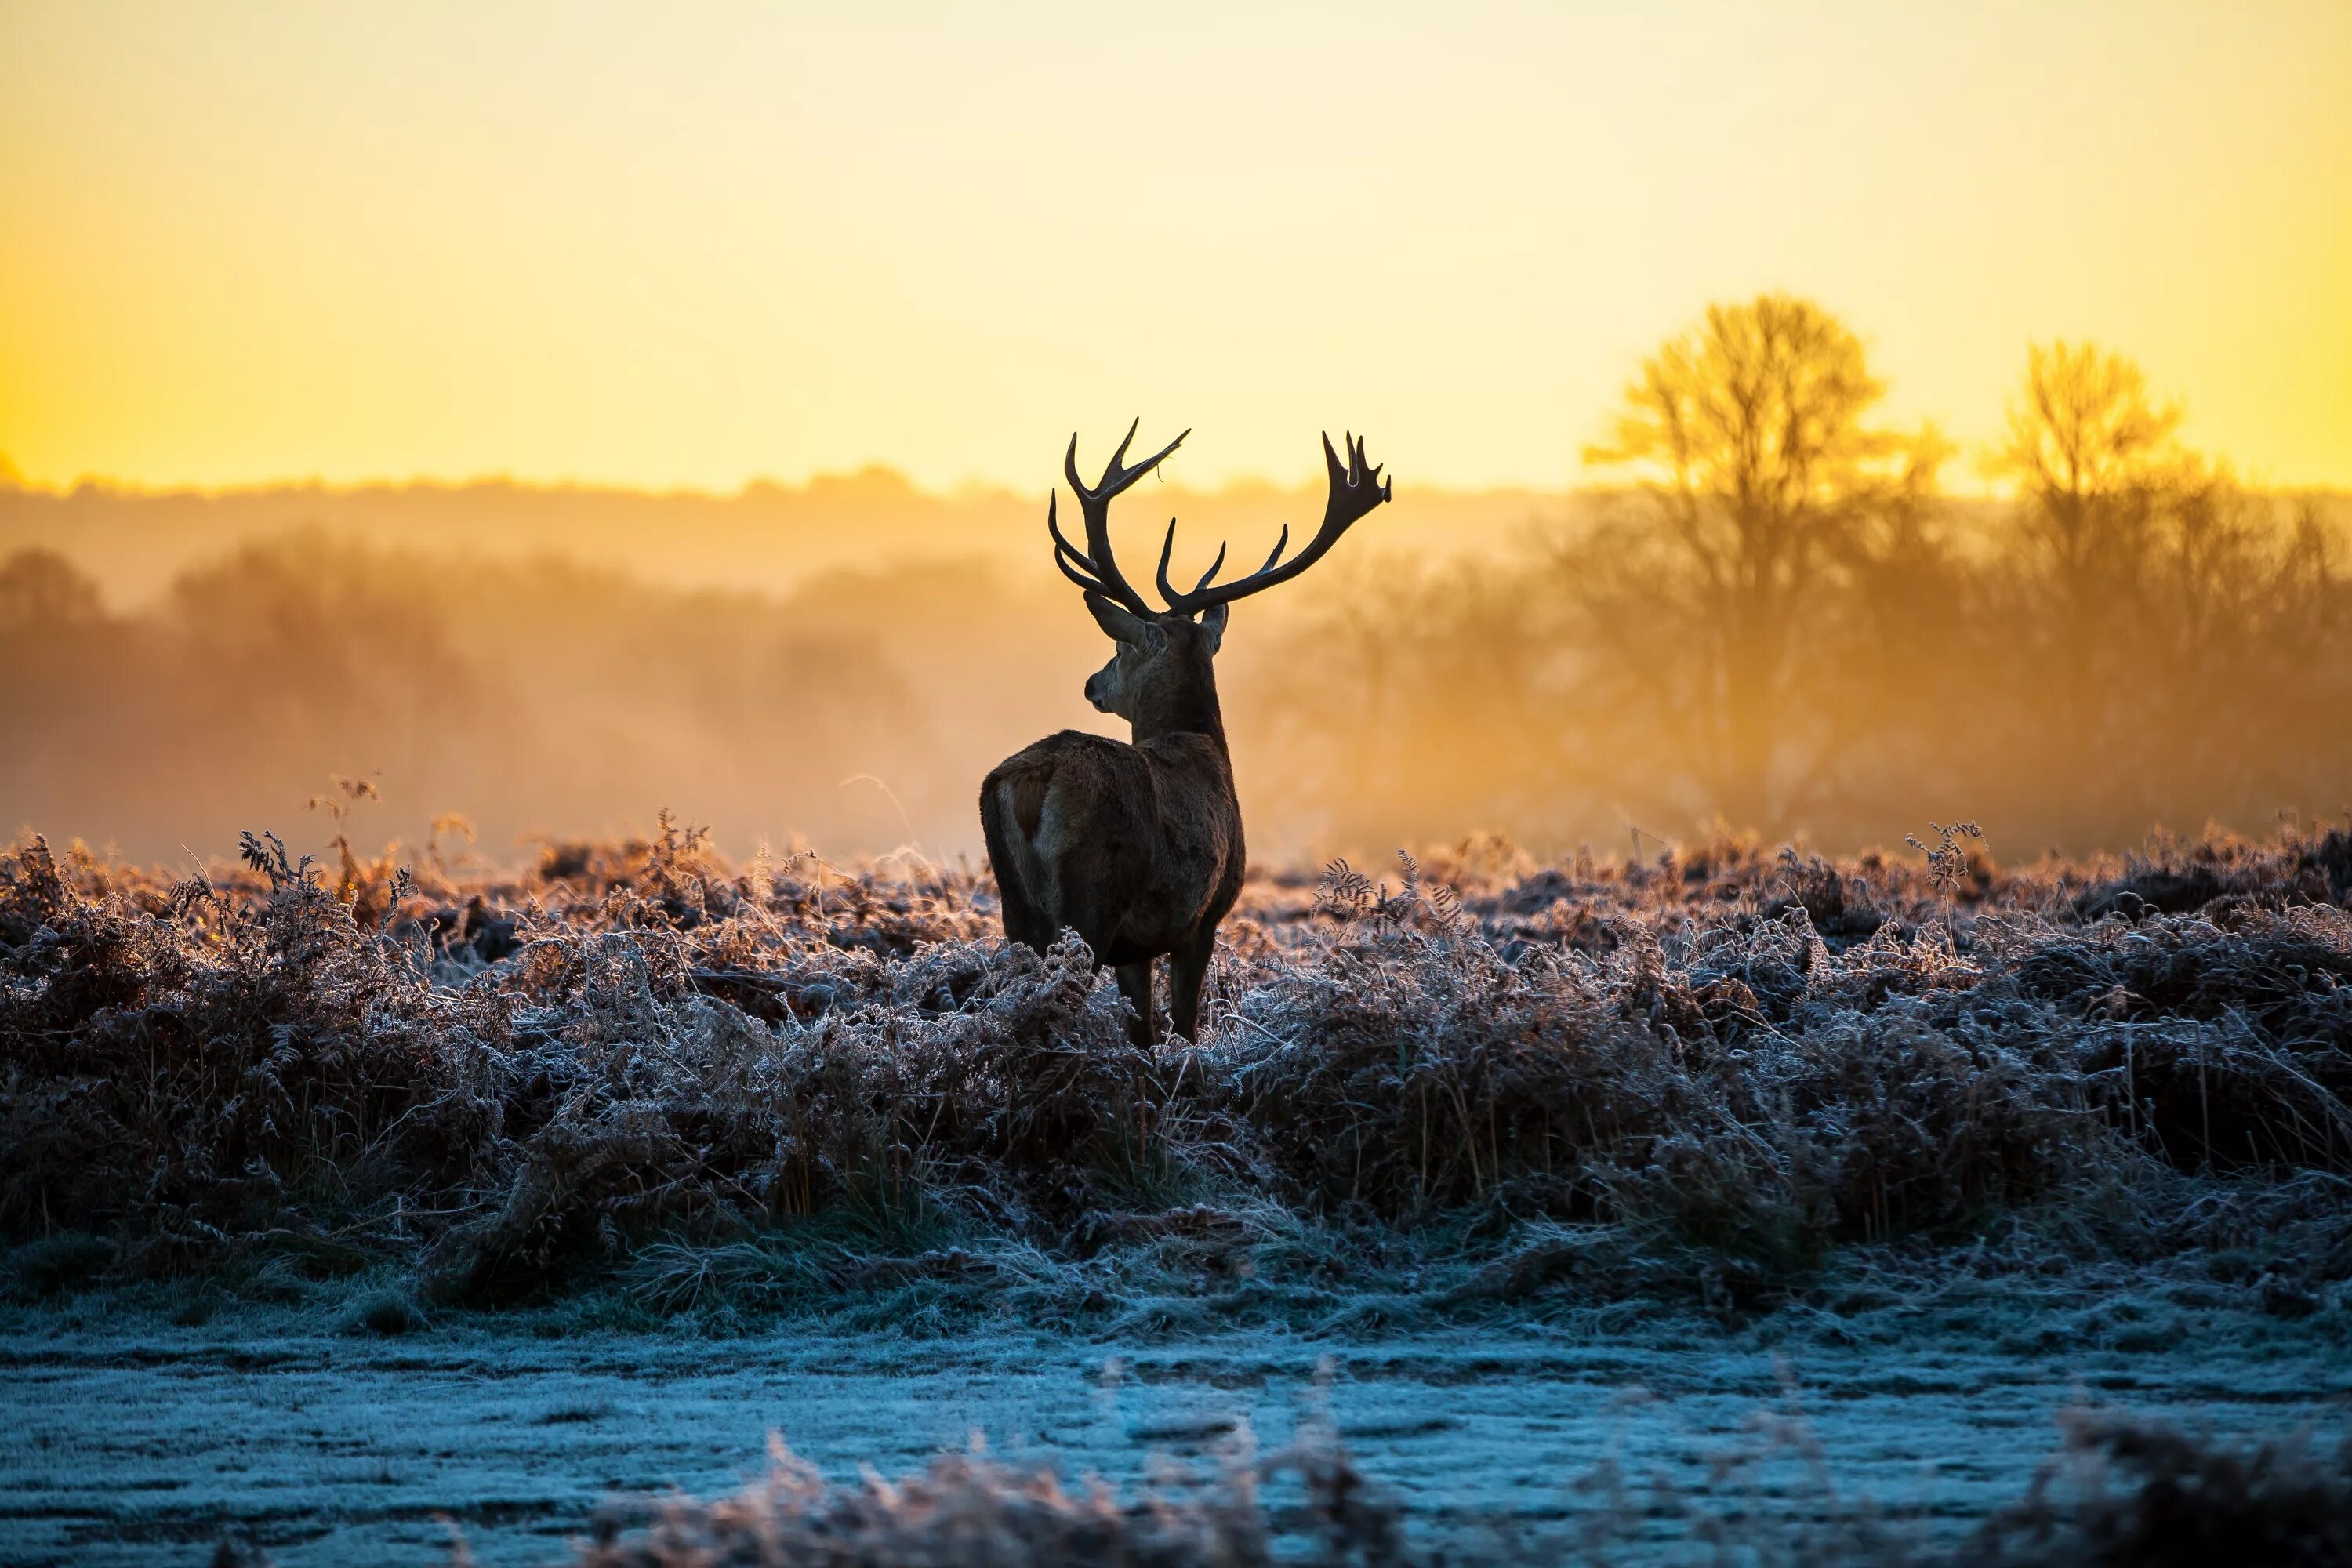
[981,612,1242,1047]
[1008,771,1049,841]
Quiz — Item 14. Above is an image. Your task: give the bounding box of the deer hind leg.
[1168,929,1215,1044]
[1114,960,1158,1048]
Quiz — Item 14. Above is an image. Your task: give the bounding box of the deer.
[980,421,1392,1047]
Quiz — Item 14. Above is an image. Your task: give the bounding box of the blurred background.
[2,3,2347,868]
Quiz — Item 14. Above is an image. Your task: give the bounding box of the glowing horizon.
[2,2,2347,495]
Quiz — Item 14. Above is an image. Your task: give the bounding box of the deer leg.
[1168,931,1215,1044]
[1114,960,1157,1048]
[993,876,1053,954]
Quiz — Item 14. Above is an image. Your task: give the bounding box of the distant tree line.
[3,293,2345,862]
[0,538,965,862]
[1235,294,2350,856]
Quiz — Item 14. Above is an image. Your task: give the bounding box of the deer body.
[982,619,1243,1045]
[982,422,1390,1047]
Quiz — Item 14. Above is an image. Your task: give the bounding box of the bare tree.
[0,548,104,633]
[1575,293,1944,832]
[1989,343,2183,716]
[1986,342,2348,838]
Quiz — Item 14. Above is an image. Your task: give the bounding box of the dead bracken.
[416,1411,2352,1568]
[2,823,2348,1324]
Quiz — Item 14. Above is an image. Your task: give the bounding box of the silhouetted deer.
[982,422,1392,1046]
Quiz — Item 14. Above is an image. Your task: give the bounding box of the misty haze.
[5,6,2351,1566]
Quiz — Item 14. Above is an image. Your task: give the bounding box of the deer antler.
[1157,432,1391,614]
[1046,419,1188,616]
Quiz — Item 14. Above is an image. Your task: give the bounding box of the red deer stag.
[981,421,1392,1046]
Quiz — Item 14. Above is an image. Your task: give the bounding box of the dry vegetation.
[12,820,2352,1565]
[5,818,2348,1334]
[512,1409,2352,1568]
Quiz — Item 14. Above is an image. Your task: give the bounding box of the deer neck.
[1129,653,1228,751]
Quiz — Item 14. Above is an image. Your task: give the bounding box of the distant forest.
[5,296,2347,867]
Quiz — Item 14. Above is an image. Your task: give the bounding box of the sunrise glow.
[3,2,2347,494]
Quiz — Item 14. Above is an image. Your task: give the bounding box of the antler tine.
[1254,524,1290,574]
[1066,419,1189,503]
[1053,422,1190,615]
[1159,430,1392,615]
[1045,490,1102,589]
[1156,521,1229,605]
[1105,416,1140,480]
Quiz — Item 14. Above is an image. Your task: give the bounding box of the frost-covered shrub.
[528,1413,2352,1567]
[2,824,2347,1301]
[563,1433,1404,1568]
[1979,1411,2352,1568]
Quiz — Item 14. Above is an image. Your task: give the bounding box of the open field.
[4,1315,2346,1566]
[5,823,2350,1562]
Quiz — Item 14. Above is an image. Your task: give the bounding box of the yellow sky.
[2,2,2347,493]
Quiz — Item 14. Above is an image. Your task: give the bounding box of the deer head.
[1049,420,1392,734]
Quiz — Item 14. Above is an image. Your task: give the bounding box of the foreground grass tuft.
[532,1412,2352,1568]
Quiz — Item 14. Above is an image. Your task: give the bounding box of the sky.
[2,2,2347,494]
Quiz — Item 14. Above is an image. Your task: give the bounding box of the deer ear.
[1084,592,1153,648]
[1196,601,1229,654]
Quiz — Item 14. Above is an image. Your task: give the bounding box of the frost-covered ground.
[5,827,2351,1563]
[5,1305,2347,1566]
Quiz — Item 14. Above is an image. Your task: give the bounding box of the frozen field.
[5,1310,2347,1566]
[7,833,2350,1561]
